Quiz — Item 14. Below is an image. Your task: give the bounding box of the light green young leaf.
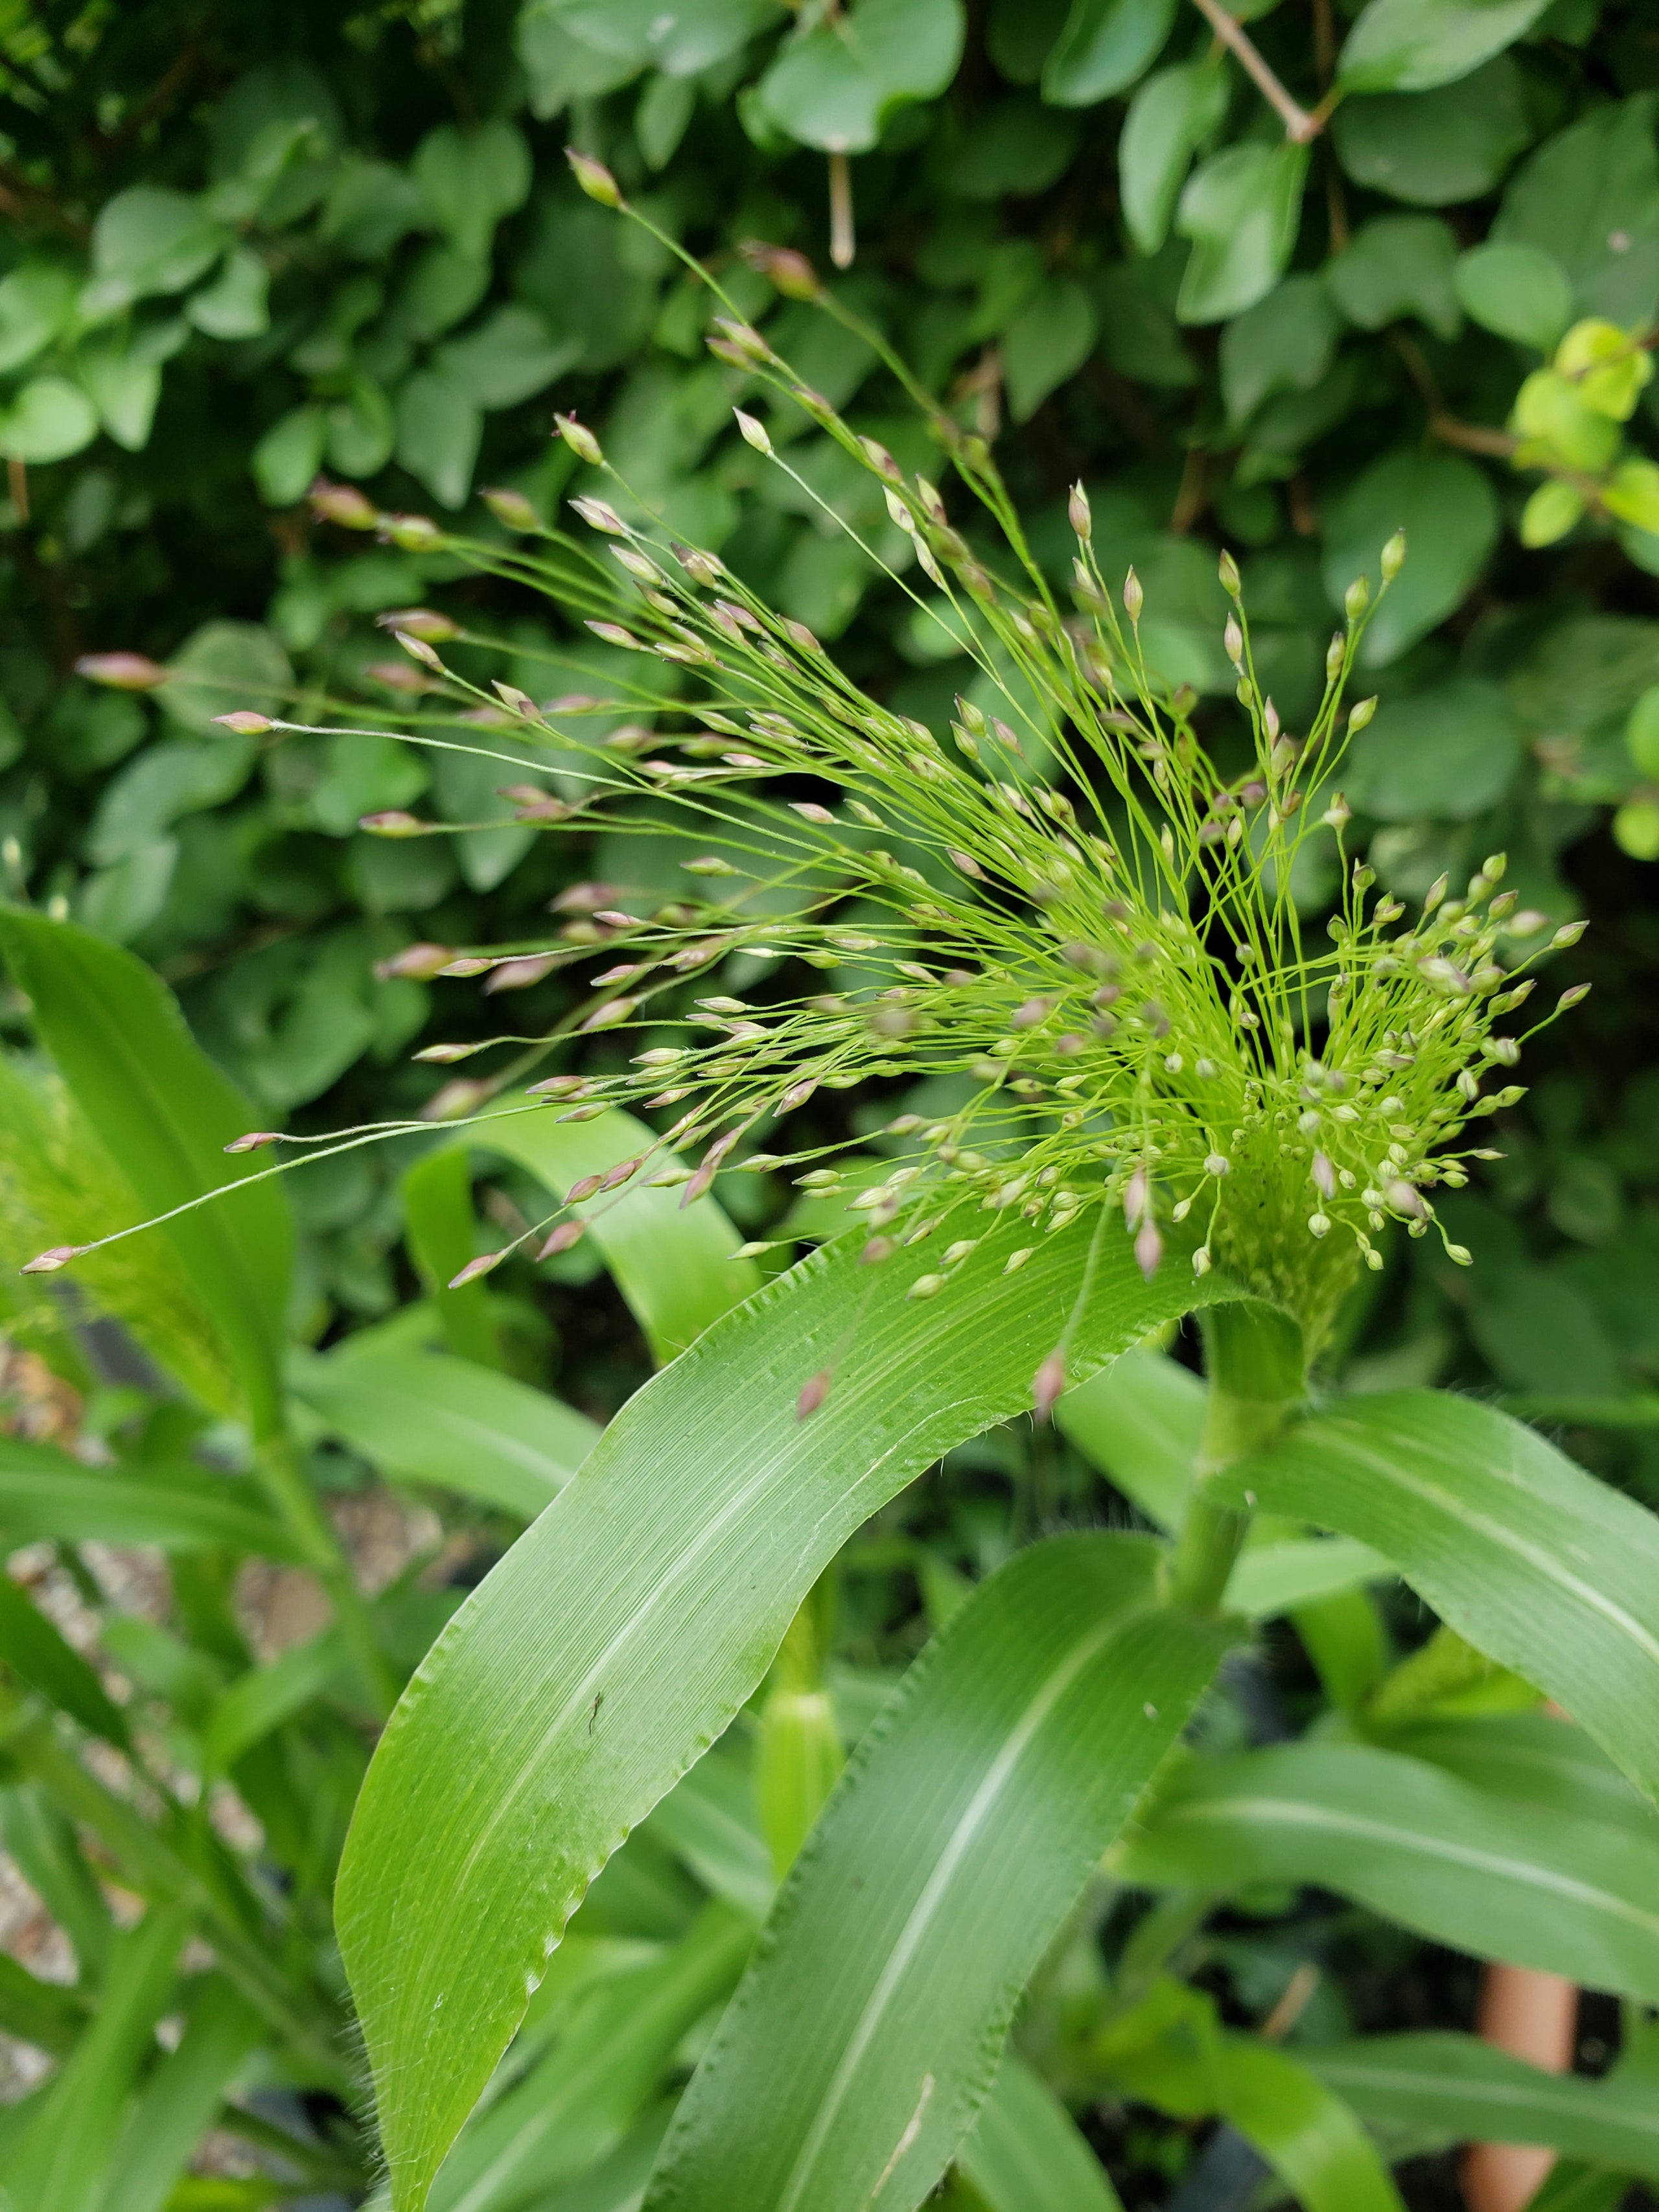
[291,1345,597,1518]
[0,909,293,1436]
[1042,0,1176,108]
[1210,1391,1659,1800]
[1115,1740,1659,2000]
[0,1904,186,2212]
[1338,0,1553,94]
[186,246,271,339]
[337,1220,1233,2211]
[1176,143,1309,325]
[645,1535,1234,2212]
[1305,2032,1659,2177]
[0,377,99,464]
[0,266,78,373]
[1119,63,1229,257]
[955,2055,1124,2211]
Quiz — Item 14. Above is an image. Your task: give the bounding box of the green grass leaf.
[290,1344,598,1519]
[1211,1390,1659,1800]
[0,1434,301,1555]
[1305,2032,1659,2176]
[337,1218,1231,2211]
[0,1903,186,2212]
[0,908,292,1434]
[955,2055,1124,2211]
[644,1534,1233,2212]
[1116,1740,1659,2000]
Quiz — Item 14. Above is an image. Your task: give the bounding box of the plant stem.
[1189,0,1323,143]
[1165,1301,1306,1612]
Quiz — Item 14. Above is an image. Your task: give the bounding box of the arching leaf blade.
[1115,1740,1659,2001]
[955,2055,1125,2211]
[336,1219,1235,2211]
[1209,1391,1659,1799]
[1303,2032,1659,2177]
[642,1533,1235,2212]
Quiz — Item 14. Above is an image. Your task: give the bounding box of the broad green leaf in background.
[337,1218,1234,2211]
[1042,0,1176,110]
[1343,678,1525,820]
[0,1904,185,2212]
[1210,1391,1659,1799]
[290,1344,598,1519]
[1338,0,1554,94]
[1332,58,1531,207]
[1321,449,1499,665]
[1454,239,1574,349]
[1492,96,1659,327]
[1115,1740,1659,2000]
[1304,2032,1659,2178]
[645,1535,1233,2212]
[160,617,292,734]
[552,0,780,79]
[0,376,99,463]
[1003,279,1097,422]
[1119,62,1229,257]
[0,1448,301,1553]
[0,909,292,1436]
[87,185,226,302]
[1176,143,1309,325]
[396,369,483,509]
[465,1101,758,1361]
[955,2055,1125,2212]
[754,0,966,154]
[0,265,77,373]
[413,121,531,263]
[1220,276,1342,428]
[253,403,326,505]
[1326,215,1461,340]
